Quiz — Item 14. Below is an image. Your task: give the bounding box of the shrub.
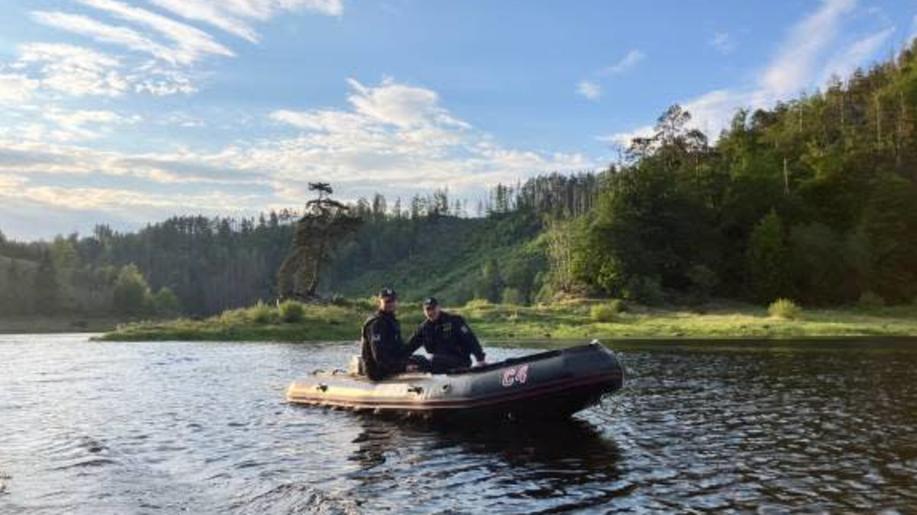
[278,300,305,322]
[687,264,718,300]
[609,298,627,313]
[857,291,885,309]
[748,210,789,303]
[590,303,619,323]
[152,287,181,317]
[219,308,248,325]
[768,298,801,319]
[623,275,663,305]
[465,298,493,310]
[501,287,524,305]
[249,301,276,324]
[112,264,152,315]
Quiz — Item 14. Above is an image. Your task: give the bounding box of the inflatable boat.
[286,341,624,420]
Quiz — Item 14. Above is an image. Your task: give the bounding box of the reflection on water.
[1,334,916,513]
[345,417,625,513]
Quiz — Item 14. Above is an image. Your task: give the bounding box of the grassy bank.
[96,298,917,342]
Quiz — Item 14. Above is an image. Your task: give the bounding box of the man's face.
[423,304,441,321]
[380,297,397,313]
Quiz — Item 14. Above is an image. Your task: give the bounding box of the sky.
[0,0,913,240]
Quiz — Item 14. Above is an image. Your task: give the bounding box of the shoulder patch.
[461,325,469,334]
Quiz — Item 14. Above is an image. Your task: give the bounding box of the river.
[1,334,915,513]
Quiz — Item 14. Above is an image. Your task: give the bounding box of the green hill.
[324,211,547,304]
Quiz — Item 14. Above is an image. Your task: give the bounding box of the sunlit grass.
[96,298,917,342]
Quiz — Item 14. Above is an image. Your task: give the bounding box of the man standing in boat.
[405,297,487,373]
[361,288,429,380]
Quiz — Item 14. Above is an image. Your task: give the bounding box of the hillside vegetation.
[6,40,917,322]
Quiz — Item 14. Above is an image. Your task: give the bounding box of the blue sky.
[0,0,913,239]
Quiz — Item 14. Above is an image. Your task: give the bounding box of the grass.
[768,298,801,320]
[95,297,917,342]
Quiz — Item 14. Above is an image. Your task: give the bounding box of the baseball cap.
[423,297,438,308]
[378,287,397,299]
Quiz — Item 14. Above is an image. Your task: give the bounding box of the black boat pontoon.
[286,340,624,420]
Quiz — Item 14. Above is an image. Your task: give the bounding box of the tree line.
[561,41,917,305]
[2,40,915,317]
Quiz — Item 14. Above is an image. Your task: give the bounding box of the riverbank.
[96,298,917,342]
[0,316,124,334]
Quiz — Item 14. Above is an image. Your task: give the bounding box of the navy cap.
[378,287,397,299]
[423,297,438,307]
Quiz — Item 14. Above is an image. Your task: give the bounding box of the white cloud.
[0,174,28,192]
[148,0,259,42]
[602,0,889,145]
[577,49,644,101]
[760,0,856,98]
[0,77,591,235]
[600,49,646,75]
[259,78,588,200]
[1,183,265,226]
[12,43,194,98]
[76,0,234,64]
[710,32,735,54]
[32,6,232,66]
[0,74,39,103]
[346,77,469,129]
[821,26,895,83]
[148,0,343,42]
[16,43,128,97]
[32,11,179,64]
[576,80,602,101]
[128,61,197,95]
[43,108,139,141]
[160,111,206,128]
[17,0,341,105]
[597,125,653,149]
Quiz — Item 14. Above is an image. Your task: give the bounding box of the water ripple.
[1,336,917,513]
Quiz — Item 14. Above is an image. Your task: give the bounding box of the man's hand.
[474,357,487,367]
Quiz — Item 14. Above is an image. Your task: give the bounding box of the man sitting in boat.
[405,297,487,373]
[360,288,430,380]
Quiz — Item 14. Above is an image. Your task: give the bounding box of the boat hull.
[286,342,624,420]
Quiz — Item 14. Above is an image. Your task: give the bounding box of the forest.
[2,40,916,318]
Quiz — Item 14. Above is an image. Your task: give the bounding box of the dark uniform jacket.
[361,310,407,381]
[406,312,485,371]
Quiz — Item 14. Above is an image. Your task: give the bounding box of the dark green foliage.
[112,264,151,315]
[152,287,181,317]
[573,164,716,299]
[501,288,524,305]
[747,210,789,303]
[686,264,719,302]
[858,291,885,308]
[787,222,847,304]
[475,259,505,303]
[277,183,362,300]
[32,252,59,315]
[324,210,547,306]
[861,175,917,303]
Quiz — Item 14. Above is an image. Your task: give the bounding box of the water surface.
[1,335,916,513]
